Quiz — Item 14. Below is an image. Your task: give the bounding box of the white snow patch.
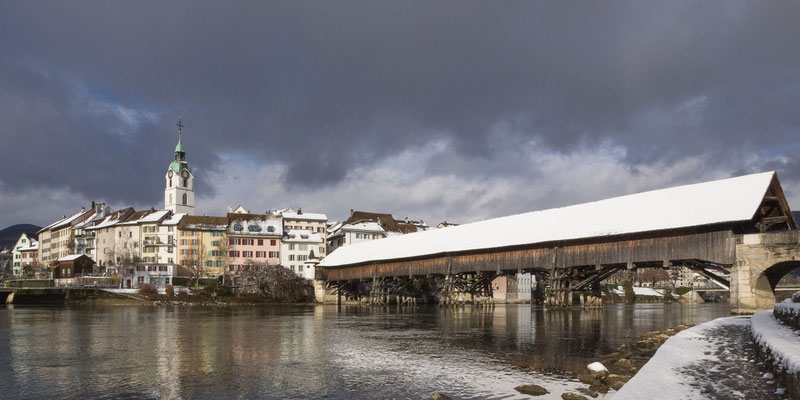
[588,362,608,373]
[613,316,749,400]
[751,310,800,375]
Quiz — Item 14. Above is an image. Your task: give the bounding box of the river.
[0,303,731,399]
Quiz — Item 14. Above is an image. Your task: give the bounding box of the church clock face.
[181,170,189,179]
[168,170,173,178]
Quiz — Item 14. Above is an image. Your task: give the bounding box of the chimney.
[297,207,303,215]
[404,217,409,223]
[81,207,85,212]
[350,209,354,216]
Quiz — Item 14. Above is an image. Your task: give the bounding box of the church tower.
[164,117,195,215]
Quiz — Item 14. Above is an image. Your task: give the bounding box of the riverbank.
[614,316,782,399]
[0,287,315,306]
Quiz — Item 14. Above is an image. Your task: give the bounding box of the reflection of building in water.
[154,308,181,399]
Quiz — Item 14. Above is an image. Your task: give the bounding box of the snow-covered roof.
[278,208,328,221]
[180,215,228,231]
[58,254,86,262]
[342,222,385,233]
[320,171,778,267]
[162,213,185,226]
[227,213,282,237]
[40,209,90,232]
[18,241,39,252]
[138,210,171,223]
[85,208,134,231]
[283,229,323,243]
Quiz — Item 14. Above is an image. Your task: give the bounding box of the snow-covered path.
[614,316,783,399]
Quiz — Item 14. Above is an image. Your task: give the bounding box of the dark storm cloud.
[1,1,799,226]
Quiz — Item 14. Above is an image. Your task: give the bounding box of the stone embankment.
[2,287,143,305]
[751,292,800,398]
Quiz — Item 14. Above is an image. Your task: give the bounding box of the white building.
[326,221,385,254]
[11,233,38,276]
[281,228,323,278]
[276,208,328,258]
[124,263,176,289]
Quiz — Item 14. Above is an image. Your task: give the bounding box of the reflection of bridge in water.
[318,172,800,313]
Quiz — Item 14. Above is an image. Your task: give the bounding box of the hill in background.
[0,224,42,249]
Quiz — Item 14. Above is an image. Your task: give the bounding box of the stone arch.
[759,261,800,292]
[732,232,800,313]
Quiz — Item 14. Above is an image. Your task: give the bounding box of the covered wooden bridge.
[317,171,798,312]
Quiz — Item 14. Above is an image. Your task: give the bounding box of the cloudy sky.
[1,1,799,228]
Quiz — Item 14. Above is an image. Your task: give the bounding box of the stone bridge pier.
[732,232,800,314]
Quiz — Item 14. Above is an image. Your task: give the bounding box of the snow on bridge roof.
[320,171,780,268]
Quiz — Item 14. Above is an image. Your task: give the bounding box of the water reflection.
[0,303,730,399]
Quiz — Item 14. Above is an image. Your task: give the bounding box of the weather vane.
[176,115,184,135]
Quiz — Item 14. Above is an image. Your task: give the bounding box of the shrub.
[138,283,158,295]
[216,285,233,297]
[675,286,692,296]
[165,284,175,297]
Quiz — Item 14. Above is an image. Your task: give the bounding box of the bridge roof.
[320,171,784,268]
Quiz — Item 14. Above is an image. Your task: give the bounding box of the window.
[169,178,172,187]
[182,193,187,205]
[181,239,187,245]
[168,226,174,232]
[191,239,197,245]
[289,255,295,261]
[129,232,133,238]
[270,239,276,246]
[257,239,263,246]
[289,244,295,250]
[211,241,219,246]
[183,178,188,187]
[269,251,279,258]
[355,233,361,239]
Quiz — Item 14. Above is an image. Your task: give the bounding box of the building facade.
[11,233,38,276]
[281,229,323,278]
[176,215,228,279]
[226,213,282,273]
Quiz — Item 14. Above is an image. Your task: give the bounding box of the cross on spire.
[176,115,184,135]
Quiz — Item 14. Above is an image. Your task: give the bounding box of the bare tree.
[113,236,140,288]
[640,268,669,288]
[183,239,207,289]
[215,232,231,286]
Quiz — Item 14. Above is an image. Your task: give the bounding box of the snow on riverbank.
[751,310,800,382]
[613,316,754,399]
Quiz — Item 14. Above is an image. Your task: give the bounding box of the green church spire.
[169,115,191,173]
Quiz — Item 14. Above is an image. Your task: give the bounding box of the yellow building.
[176,215,229,279]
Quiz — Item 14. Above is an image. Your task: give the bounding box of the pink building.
[226,213,282,273]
